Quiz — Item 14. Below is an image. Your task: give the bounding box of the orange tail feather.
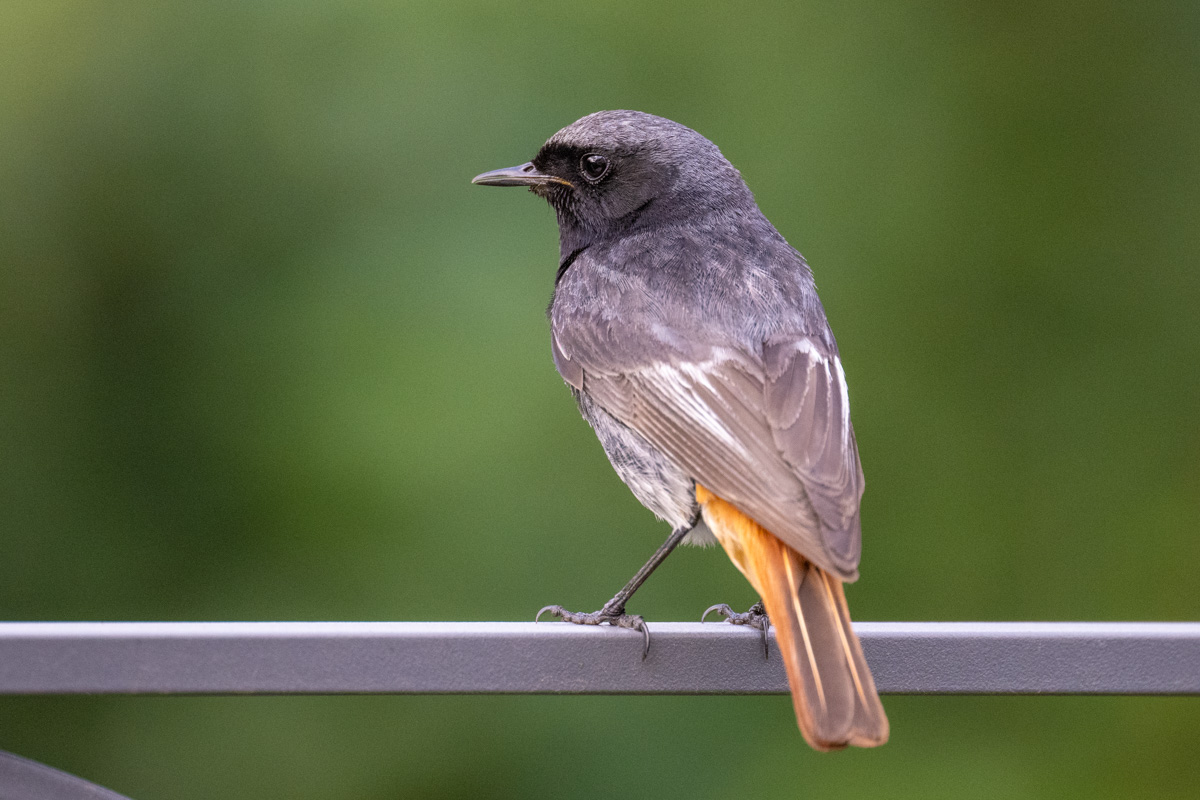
[696,484,888,750]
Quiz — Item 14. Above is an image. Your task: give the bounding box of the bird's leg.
[536,522,693,658]
[702,600,771,658]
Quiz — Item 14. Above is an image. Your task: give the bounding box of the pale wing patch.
[832,356,851,449]
[642,354,750,458]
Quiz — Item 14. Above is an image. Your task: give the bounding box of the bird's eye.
[580,153,610,182]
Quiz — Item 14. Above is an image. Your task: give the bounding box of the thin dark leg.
[536,523,692,658]
[602,524,691,611]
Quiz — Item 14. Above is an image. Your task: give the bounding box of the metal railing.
[3,621,1198,695]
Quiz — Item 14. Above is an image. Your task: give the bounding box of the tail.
[696,485,888,750]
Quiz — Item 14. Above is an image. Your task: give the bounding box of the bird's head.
[473,110,755,252]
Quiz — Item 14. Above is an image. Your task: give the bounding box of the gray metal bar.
[0,621,1197,695]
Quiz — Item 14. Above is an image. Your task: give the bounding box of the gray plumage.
[473,111,888,749]
[535,110,865,580]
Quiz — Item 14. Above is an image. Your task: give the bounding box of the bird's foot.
[536,602,651,659]
[702,600,771,658]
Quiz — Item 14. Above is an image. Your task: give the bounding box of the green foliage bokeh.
[1,2,1198,798]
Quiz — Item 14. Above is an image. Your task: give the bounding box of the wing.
[553,328,865,580]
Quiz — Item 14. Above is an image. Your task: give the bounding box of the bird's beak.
[471,162,572,188]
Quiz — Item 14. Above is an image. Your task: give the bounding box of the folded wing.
[554,329,864,579]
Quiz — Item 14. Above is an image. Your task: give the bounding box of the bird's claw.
[702,601,771,658]
[535,603,651,659]
[700,603,737,623]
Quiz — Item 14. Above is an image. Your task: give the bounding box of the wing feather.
[764,338,864,569]
[559,326,864,579]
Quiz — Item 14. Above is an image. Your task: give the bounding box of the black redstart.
[473,110,887,750]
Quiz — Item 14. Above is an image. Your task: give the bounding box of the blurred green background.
[2,1,1198,797]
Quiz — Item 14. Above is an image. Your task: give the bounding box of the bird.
[472,110,888,750]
